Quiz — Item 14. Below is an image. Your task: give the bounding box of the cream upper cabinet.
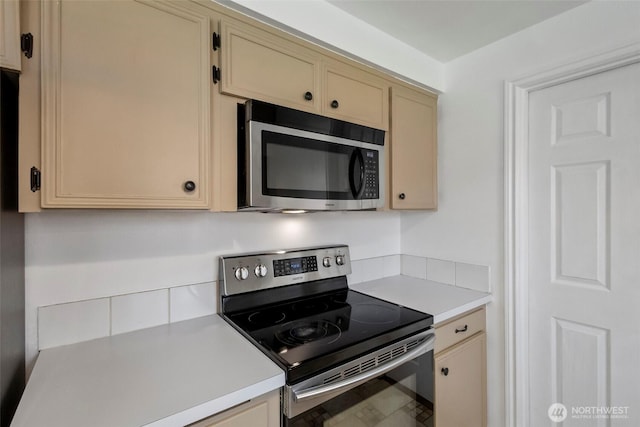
[323,62,389,130]
[219,19,388,130]
[434,308,487,427]
[389,85,438,209]
[22,0,439,211]
[0,0,21,70]
[39,0,212,208]
[220,19,321,113]
[187,390,280,427]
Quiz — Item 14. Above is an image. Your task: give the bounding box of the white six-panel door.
[527,62,640,426]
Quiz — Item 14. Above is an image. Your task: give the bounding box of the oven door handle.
[292,334,435,402]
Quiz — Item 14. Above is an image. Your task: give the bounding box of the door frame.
[504,41,640,427]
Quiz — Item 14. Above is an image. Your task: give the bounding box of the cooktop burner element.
[276,320,342,346]
[218,245,433,384]
[247,310,286,325]
[350,302,401,324]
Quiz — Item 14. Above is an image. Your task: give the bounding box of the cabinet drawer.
[435,308,485,354]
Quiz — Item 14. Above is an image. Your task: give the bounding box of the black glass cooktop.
[223,283,433,384]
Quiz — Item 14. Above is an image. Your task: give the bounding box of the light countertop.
[351,275,492,324]
[11,315,284,427]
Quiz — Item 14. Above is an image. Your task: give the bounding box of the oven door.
[283,331,435,427]
[247,121,384,211]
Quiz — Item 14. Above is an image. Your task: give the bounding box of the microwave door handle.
[292,334,435,402]
[348,149,365,198]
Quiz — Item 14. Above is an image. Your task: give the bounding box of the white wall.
[401,2,640,426]
[25,210,400,366]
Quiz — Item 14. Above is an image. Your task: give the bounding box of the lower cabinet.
[434,308,487,427]
[187,390,280,427]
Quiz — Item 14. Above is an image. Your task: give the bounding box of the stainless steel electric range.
[219,245,435,426]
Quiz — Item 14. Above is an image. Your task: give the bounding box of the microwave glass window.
[266,144,350,193]
[262,131,357,199]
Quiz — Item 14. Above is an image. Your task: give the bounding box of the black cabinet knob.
[330,100,339,109]
[184,181,196,192]
[304,91,313,101]
[441,367,449,376]
[399,193,406,200]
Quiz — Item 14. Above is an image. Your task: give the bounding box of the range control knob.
[322,257,332,268]
[234,266,249,281]
[254,264,268,277]
[335,255,345,266]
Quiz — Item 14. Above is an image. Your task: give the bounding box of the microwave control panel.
[362,150,379,199]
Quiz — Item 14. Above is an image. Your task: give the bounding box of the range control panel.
[273,256,318,277]
[219,245,351,296]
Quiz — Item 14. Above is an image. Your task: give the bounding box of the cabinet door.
[188,390,280,427]
[220,20,320,113]
[323,63,389,130]
[41,0,211,208]
[0,0,21,71]
[435,332,487,427]
[390,86,438,209]
[18,0,41,212]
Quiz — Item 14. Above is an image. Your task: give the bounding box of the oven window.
[286,352,434,427]
[262,131,356,200]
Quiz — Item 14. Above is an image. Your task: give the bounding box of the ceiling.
[326,0,588,62]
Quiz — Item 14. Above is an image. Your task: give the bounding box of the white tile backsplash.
[38,299,110,349]
[35,254,490,350]
[426,258,455,285]
[348,259,365,285]
[349,256,399,285]
[111,289,169,335]
[382,255,401,277]
[401,255,427,279]
[455,262,491,292]
[170,282,217,323]
[37,282,218,349]
[360,257,385,283]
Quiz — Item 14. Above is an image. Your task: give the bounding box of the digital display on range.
[289,259,302,271]
[273,256,318,277]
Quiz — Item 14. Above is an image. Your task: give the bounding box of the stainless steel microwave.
[237,100,385,212]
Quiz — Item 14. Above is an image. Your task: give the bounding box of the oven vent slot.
[391,347,404,358]
[343,365,361,378]
[323,373,343,384]
[321,337,428,385]
[377,351,393,364]
[361,358,376,371]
